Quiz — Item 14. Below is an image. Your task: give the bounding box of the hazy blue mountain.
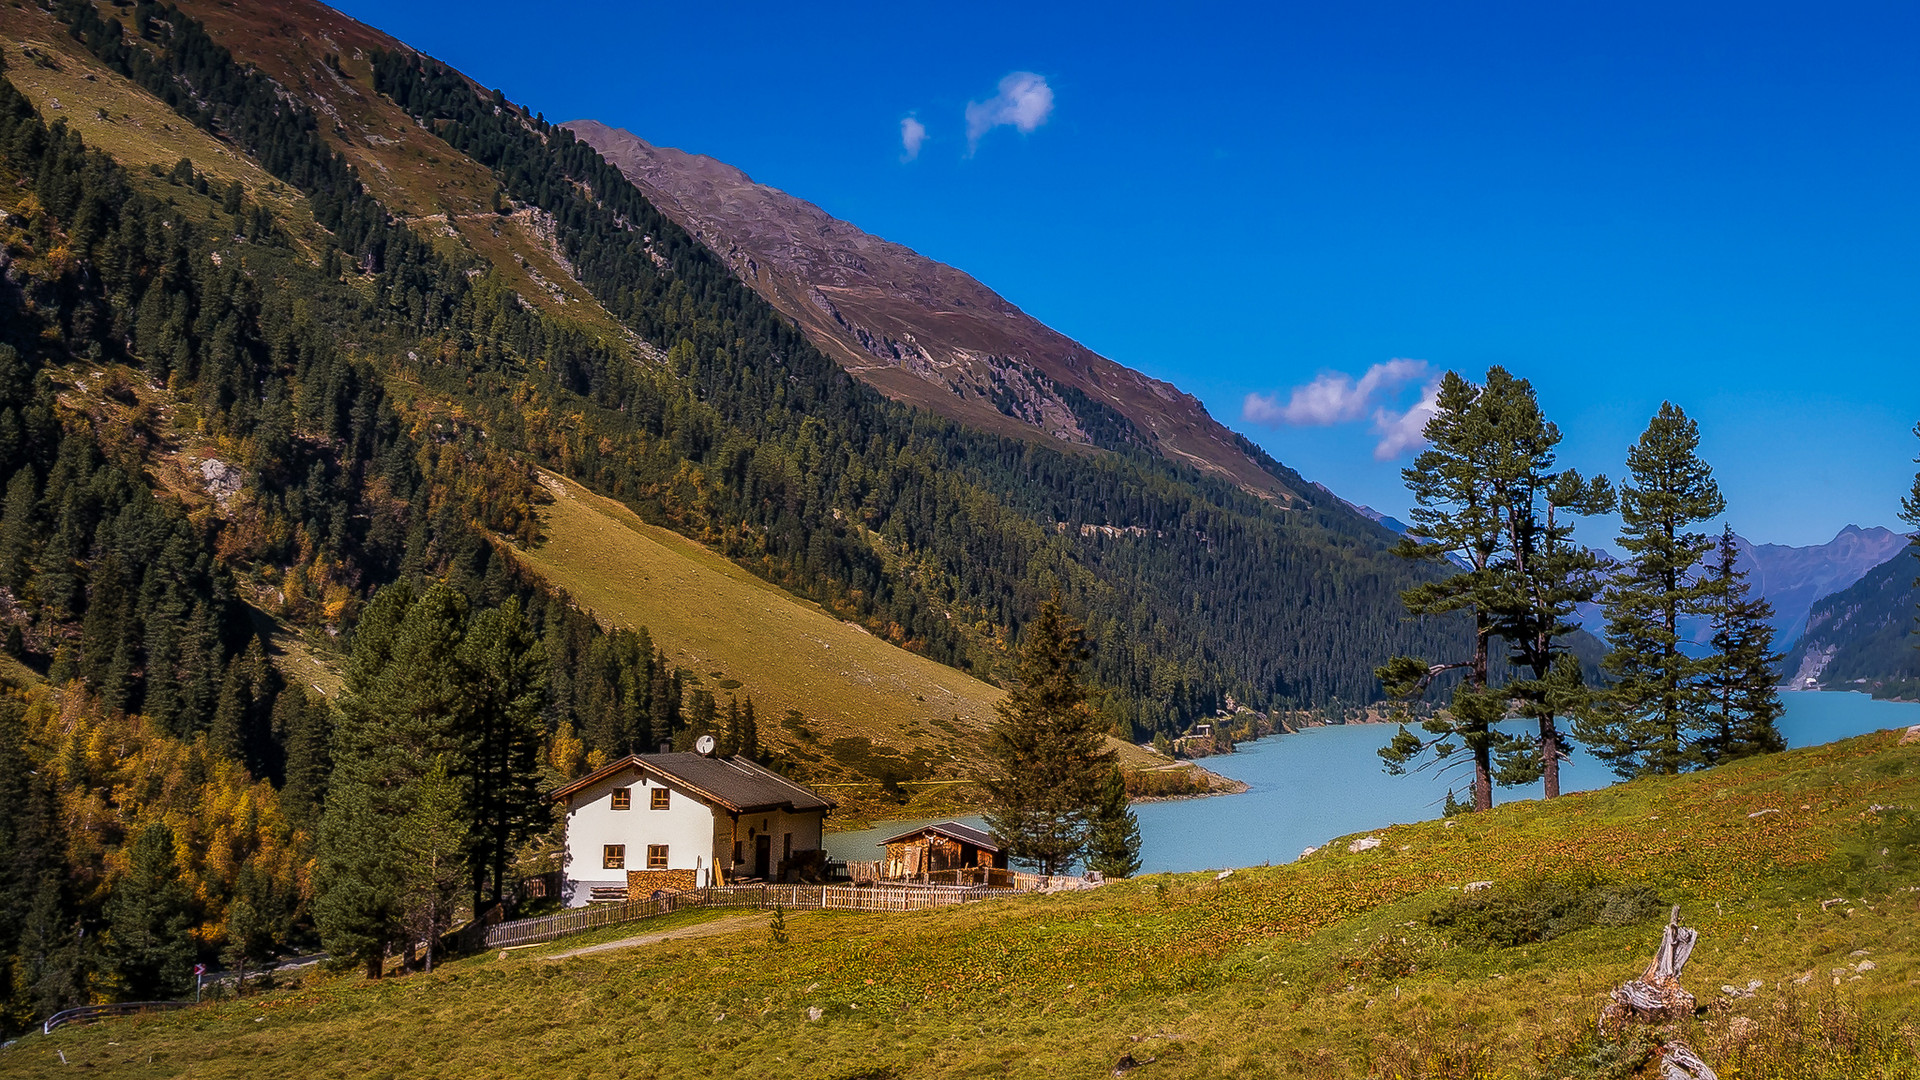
[1734,525,1909,648]
[1782,544,1919,695]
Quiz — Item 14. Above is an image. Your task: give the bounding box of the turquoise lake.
[823,691,1920,875]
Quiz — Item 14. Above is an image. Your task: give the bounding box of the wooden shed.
[878,821,1007,883]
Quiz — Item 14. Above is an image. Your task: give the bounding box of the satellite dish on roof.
[695,734,717,757]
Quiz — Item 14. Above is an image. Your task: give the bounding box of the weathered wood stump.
[1600,906,1718,1080]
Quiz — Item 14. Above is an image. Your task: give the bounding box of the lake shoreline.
[827,691,1920,874]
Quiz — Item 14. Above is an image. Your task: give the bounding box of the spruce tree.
[718,696,741,757]
[1576,403,1726,778]
[276,690,332,833]
[737,697,759,762]
[983,594,1116,873]
[1085,766,1143,879]
[457,597,548,910]
[0,467,36,591]
[647,652,673,752]
[395,757,469,973]
[104,824,197,1000]
[313,780,400,979]
[1694,527,1786,765]
[210,656,248,762]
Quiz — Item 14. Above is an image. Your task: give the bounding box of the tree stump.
[1600,906,1718,1080]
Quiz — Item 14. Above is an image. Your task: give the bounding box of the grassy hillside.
[511,469,1191,819]
[8,729,1919,1078]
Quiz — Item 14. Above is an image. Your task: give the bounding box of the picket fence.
[485,883,1017,949]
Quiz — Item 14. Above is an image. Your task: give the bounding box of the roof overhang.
[549,754,836,815]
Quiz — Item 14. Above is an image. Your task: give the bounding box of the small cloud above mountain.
[900,115,927,162]
[1243,359,1438,459]
[965,72,1054,153]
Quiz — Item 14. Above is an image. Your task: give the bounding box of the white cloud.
[1370,380,1440,460]
[1242,359,1430,426]
[900,115,927,162]
[965,72,1054,152]
[1242,359,1438,460]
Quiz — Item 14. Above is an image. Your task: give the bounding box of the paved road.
[538,914,769,960]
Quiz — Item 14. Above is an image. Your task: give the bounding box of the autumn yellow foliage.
[20,685,311,950]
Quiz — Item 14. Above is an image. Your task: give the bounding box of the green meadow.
[8,730,1917,1079]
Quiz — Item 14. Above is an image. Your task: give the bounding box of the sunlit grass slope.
[513,470,1169,816]
[11,729,1919,1079]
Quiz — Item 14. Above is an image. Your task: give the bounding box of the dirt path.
[539,915,767,960]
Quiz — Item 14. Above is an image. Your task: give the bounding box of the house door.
[753,834,772,880]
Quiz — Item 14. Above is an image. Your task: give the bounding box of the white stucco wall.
[560,767,718,905]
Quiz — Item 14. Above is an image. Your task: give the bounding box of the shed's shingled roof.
[876,821,999,852]
[550,753,835,815]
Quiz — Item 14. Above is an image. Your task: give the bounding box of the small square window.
[610,787,631,810]
[650,787,671,810]
[603,845,625,870]
[647,844,668,870]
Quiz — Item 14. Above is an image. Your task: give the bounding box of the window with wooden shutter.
[603,845,625,869]
[647,844,668,870]
[650,787,670,810]
[610,787,631,810]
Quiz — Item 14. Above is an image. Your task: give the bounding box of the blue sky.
[335,0,1920,546]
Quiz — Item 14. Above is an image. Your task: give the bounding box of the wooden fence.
[484,882,1018,949]
[484,888,708,948]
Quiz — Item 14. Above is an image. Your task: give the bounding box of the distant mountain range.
[1731,526,1909,648]
[1362,510,1903,664]
[1783,542,1918,693]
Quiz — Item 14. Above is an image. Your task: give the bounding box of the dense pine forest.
[38,0,1475,732]
[0,0,1485,1027]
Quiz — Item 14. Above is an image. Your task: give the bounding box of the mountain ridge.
[1733,524,1908,648]
[562,120,1302,503]
[1782,541,1918,693]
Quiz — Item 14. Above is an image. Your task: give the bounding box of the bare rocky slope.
[564,120,1299,502]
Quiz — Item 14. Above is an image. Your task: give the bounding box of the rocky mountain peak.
[563,120,1300,502]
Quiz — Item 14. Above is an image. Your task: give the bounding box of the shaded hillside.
[1783,542,1919,696]
[6,0,1474,756]
[563,120,1301,503]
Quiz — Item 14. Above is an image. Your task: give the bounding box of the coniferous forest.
[0,0,1887,1044]
[0,0,1473,1026]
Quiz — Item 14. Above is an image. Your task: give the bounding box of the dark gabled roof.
[550,753,836,815]
[876,821,999,852]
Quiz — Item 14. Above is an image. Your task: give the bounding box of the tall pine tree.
[983,594,1117,873]
[1694,527,1786,765]
[1378,370,1531,811]
[1576,403,1727,777]
[458,597,548,911]
[1482,373,1614,798]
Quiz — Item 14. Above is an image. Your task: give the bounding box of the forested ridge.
[0,0,1478,1027]
[1783,545,1920,699]
[360,45,1471,728]
[47,0,1475,730]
